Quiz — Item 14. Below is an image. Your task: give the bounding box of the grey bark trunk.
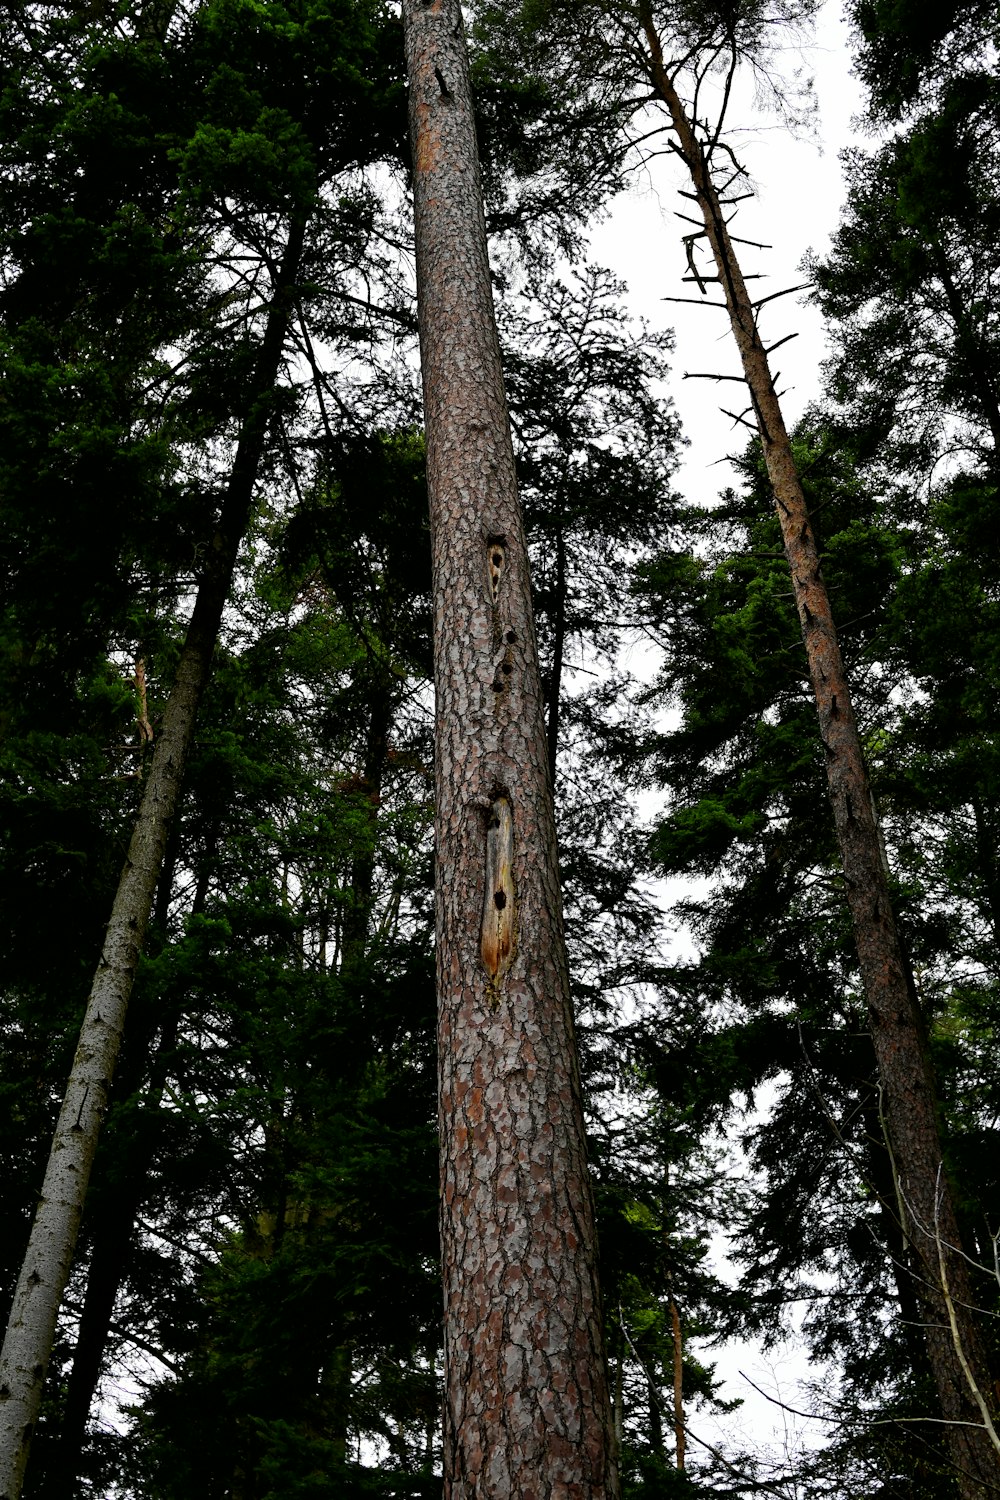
[54,852,187,1484]
[0,214,306,1500]
[638,15,999,1494]
[401,3,620,1494]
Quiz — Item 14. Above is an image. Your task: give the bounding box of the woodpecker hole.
[482,794,515,991]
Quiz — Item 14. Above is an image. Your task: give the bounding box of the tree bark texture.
[55,976,185,1482]
[638,17,1000,1495]
[0,215,306,1500]
[402,3,619,1495]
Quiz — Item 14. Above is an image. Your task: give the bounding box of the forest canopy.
[0,1,998,1497]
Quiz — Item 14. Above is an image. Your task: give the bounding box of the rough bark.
[401,3,619,1494]
[0,215,306,1500]
[638,14,1000,1496]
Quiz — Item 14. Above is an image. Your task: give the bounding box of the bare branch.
[752,282,813,310]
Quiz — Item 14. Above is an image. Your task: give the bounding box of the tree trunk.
[646,1369,664,1466]
[340,676,393,977]
[668,1295,684,1472]
[638,14,1000,1496]
[52,842,192,1486]
[613,1322,624,1456]
[401,3,619,1494]
[546,526,567,787]
[0,214,307,1500]
[971,796,1000,957]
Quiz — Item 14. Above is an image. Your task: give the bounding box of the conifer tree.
[634,419,999,1493]
[0,1,402,1489]
[0,206,309,1500]
[478,0,1000,1489]
[629,9,997,1491]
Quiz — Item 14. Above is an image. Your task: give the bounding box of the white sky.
[592,0,866,498]
[590,0,869,1475]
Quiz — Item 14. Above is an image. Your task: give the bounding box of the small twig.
[934,1165,1000,1458]
[719,405,757,433]
[737,1370,842,1427]
[684,371,747,383]
[661,296,728,308]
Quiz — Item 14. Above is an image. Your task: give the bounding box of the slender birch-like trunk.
[54,846,186,1483]
[638,13,999,1494]
[401,3,619,1493]
[0,215,306,1500]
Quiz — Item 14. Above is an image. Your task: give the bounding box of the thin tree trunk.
[546,527,567,786]
[401,3,619,1494]
[613,1321,624,1455]
[424,1342,437,1470]
[52,1196,141,1483]
[322,1344,352,1479]
[933,251,1000,458]
[646,1369,664,1466]
[638,18,999,1495]
[668,1295,684,1472]
[52,835,196,1485]
[340,677,393,977]
[0,214,307,1500]
[971,796,1000,958]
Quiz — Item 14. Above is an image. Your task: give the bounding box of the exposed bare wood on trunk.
[401,2,619,1493]
[0,214,307,1500]
[638,12,999,1495]
[134,656,154,758]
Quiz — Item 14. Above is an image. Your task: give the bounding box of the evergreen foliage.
[1,0,998,1494]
